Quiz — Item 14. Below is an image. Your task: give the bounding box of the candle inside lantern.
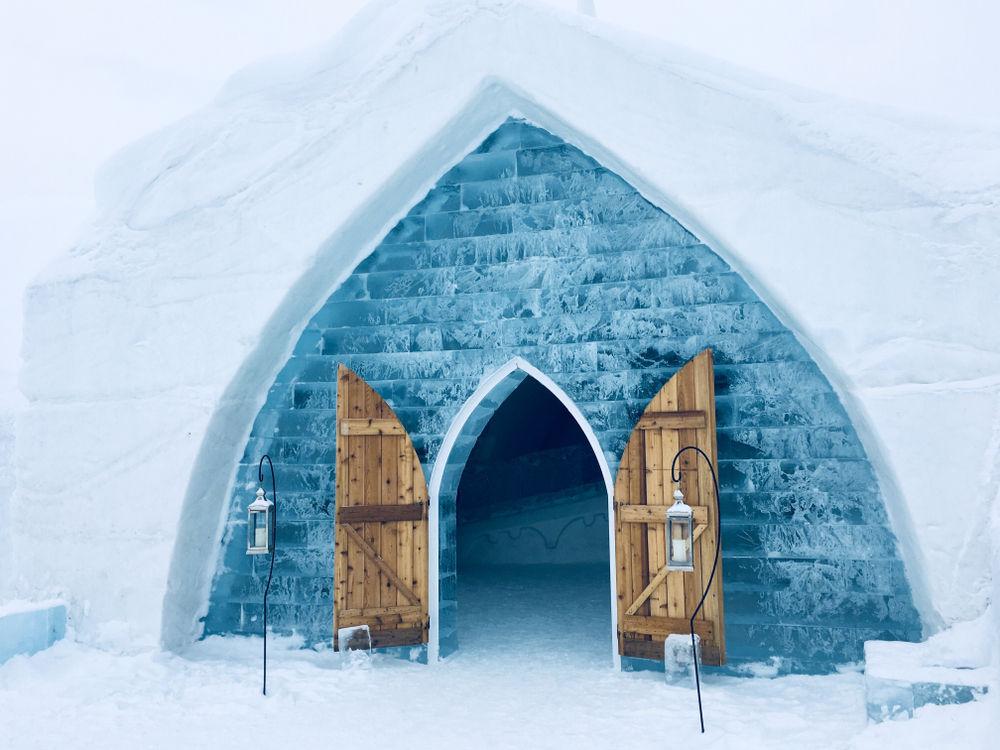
[255,524,268,548]
[672,538,687,562]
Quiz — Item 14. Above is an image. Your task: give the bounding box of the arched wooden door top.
[334,364,429,650]
[613,349,725,665]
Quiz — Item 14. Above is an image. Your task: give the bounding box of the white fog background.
[1,0,998,377]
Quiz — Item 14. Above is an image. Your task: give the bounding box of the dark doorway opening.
[455,377,612,664]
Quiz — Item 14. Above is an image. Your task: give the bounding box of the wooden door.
[334,364,429,650]
[613,349,725,665]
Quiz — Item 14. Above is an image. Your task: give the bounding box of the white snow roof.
[16,0,1000,646]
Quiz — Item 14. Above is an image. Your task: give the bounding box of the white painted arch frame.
[426,356,620,669]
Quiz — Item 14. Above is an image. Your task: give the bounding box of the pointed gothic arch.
[427,356,618,666]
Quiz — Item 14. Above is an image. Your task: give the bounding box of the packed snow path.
[0,565,990,748]
[456,564,612,669]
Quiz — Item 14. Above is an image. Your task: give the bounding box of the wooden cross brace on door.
[340,520,421,606]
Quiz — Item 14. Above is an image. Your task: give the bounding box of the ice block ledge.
[864,629,990,722]
[0,600,67,664]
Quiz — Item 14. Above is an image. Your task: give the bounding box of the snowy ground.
[0,565,991,748]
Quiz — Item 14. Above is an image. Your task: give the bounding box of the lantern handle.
[258,454,277,696]
[670,446,721,735]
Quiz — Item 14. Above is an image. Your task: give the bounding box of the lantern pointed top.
[249,487,273,510]
[668,489,691,515]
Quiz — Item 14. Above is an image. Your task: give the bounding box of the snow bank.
[864,610,993,720]
[0,566,993,749]
[13,0,1000,648]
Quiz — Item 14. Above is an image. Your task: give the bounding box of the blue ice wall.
[203,119,921,673]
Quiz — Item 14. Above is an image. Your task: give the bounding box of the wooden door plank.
[686,352,714,644]
[700,646,722,667]
[337,607,423,634]
[340,418,407,436]
[659,424,686,620]
[336,613,416,629]
[627,432,649,624]
[347,371,367,614]
[412,449,429,620]
[636,411,707,430]
[381,432,400,613]
[673,467,699,622]
[336,504,424,523]
[363,388,383,612]
[396,437,414,602]
[674,357,698,627]
[339,605,423,618]
[677,426,702,619]
[334,626,425,651]
[664,380,687,622]
[623,638,666,661]
[334,364,351,635]
[695,350,724,661]
[654,376,679,619]
[368,627,425,650]
[619,505,708,524]
[621,614,714,641]
[676,363,703,623]
[681,451,703,619]
[623,639,720,664]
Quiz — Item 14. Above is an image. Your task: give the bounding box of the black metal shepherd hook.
[670,446,721,735]
[259,454,277,696]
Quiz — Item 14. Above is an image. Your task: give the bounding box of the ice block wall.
[203,119,921,673]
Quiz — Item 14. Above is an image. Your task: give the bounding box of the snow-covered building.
[9,0,999,678]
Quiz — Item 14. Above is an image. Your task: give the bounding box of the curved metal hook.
[669,445,721,734]
[258,454,277,696]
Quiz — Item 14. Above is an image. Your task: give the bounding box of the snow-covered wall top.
[14,0,999,647]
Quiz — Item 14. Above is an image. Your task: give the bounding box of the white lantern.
[666,489,694,572]
[247,487,273,555]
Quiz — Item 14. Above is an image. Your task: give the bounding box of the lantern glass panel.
[247,507,271,554]
[666,515,694,572]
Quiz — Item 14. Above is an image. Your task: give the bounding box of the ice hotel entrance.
[330,357,619,663]
[329,349,722,666]
[202,119,921,674]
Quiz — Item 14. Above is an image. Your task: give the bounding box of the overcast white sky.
[1,0,998,374]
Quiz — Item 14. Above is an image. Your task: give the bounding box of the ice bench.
[864,615,991,722]
[0,600,67,664]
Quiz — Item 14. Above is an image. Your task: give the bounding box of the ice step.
[864,616,991,722]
